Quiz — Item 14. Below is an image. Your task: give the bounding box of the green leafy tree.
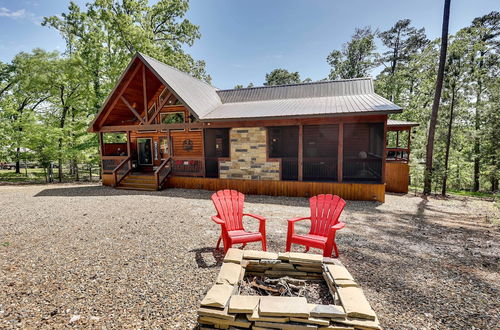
[465,11,499,191]
[377,19,429,102]
[327,27,377,79]
[1,49,57,173]
[264,68,301,86]
[43,0,210,114]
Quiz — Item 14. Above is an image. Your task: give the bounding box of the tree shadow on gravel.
[190,247,224,269]
[342,238,500,329]
[33,185,387,212]
[34,185,160,197]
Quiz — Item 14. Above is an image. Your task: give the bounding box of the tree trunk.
[441,87,456,196]
[473,85,482,192]
[74,160,79,181]
[58,158,63,182]
[423,0,451,195]
[15,148,21,174]
[47,164,53,183]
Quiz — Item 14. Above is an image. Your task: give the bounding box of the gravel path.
[0,184,498,329]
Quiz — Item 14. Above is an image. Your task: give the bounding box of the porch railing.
[303,157,338,181]
[112,156,132,186]
[172,157,204,176]
[102,156,127,174]
[343,157,382,182]
[155,157,173,189]
[386,147,409,162]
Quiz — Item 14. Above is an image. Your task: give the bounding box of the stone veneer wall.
[219,127,280,181]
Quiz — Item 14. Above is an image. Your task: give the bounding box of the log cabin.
[88,53,418,202]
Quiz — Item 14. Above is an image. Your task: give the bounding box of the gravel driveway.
[0,184,498,329]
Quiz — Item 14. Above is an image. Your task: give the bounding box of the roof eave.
[200,108,402,122]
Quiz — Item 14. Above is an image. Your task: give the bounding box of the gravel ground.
[0,183,498,329]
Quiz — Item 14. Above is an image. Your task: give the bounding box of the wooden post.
[396,130,399,148]
[298,125,303,181]
[143,64,148,122]
[98,132,104,174]
[382,117,388,184]
[407,127,412,163]
[127,131,132,170]
[201,128,206,177]
[337,123,343,182]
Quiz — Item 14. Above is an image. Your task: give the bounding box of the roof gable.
[138,53,221,119]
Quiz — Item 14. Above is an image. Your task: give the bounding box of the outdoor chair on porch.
[286,194,346,257]
[211,189,267,253]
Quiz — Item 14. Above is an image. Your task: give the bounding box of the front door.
[137,138,153,165]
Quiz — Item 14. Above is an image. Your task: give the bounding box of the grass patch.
[0,168,100,184]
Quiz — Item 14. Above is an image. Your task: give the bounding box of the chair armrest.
[211,216,225,225]
[331,222,346,230]
[287,217,310,223]
[243,213,266,222]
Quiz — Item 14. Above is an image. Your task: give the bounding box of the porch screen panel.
[343,123,384,183]
[268,126,298,181]
[303,125,338,182]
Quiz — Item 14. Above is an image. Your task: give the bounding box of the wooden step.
[116,185,157,191]
[126,175,156,181]
[122,177,156,184]
[119,182,157,190]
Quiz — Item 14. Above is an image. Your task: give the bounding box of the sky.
[0,0,498,89]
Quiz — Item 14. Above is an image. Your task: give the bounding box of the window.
[160,112,185,124]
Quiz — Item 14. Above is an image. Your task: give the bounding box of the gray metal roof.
[139,54,402,121]
[387,119,419,127]
[139,53,221,119]
[203,93,401,120]
[217,78,374,103]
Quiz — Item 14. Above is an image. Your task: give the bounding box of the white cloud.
[0,7,27,18]
[0,7,41,24]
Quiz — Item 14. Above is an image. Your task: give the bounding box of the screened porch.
[268,122,384,184]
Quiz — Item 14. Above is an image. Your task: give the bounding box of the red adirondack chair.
[286,194,346,257]
[211,190,267,253]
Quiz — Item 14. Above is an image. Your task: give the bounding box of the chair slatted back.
[309,194,346,236]
[211,189,245,231]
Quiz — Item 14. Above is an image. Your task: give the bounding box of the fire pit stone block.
[197,249,382,329]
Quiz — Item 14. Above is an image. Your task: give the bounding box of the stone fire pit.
[197,249,381,329]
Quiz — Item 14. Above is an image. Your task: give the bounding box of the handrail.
[155,157,173,190]
[112,155,131,187]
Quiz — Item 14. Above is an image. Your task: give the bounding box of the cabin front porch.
[98,116,390,201]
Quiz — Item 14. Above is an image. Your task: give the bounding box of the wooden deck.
[166,176,385,202]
